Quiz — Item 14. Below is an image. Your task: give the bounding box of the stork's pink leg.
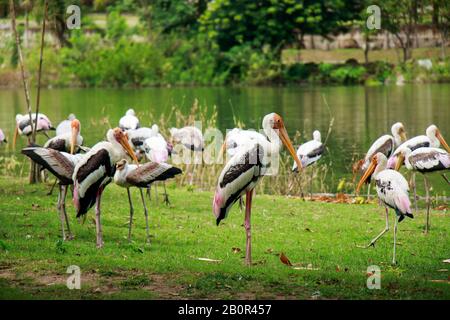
[244,190,253,266]
[95,188,104,248]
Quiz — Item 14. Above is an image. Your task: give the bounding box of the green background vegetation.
[0,0,449,87]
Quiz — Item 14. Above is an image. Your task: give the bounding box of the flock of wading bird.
[1,110,449,266]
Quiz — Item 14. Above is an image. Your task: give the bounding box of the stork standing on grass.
[213,113,303,266]
[21,147,85,240]
[119,108,140,131]
[73,128,139,248]
[356,152,413,265]
[0,129,7,145]
[114,159,182,243]
[358,122,407,199]
[387,124,450,211]
[13,113,54,148]
[395,147,450,233]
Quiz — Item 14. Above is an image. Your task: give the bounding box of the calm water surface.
[0,84,449,191]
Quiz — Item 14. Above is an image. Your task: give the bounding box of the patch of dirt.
[0,265,186,299]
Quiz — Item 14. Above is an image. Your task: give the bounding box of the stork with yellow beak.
[44,119,83,154]
[356,152,413,265]
[213,113,303,266]
[73,128,139,248]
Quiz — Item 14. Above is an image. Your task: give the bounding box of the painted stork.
[44,119,83,154]
[356,152,413,265]
[21,147,85,240]
[387,124,450,210]
[13,113,54,148]
[395,147,450,233]
[0,129,7,145]
[119,108,140,131]
[358,122,407,199]
[213,113,303,266]
[292,130,324,171]
[73,128,139,248]
[114,159,182,243]
[56,114,76,136]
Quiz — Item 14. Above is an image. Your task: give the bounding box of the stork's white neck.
[373,157,387,180]
[263,124,282,155]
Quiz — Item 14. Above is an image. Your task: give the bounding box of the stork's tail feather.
[405,212,414,219]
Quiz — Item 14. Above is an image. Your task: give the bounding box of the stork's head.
[70,119,81,154]
[394,147,412,171]
[356,152,387,194]
[391,122,407,143]
[68,113,76,121]
[112,127,139,164]
[262,113,303,171]
[125,109,135,116]
[427,125,450,152]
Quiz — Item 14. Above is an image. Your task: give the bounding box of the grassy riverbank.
[0,176,448,299]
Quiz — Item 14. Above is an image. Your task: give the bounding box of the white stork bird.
[44,119,83,154]
[119,108,140,131]
[356,152,413,265]
[292,130,325,171]
[0,129,7,145]
[114,159,182,243]
[56,113,76,136]
[395,147,450,233]
[73,128,139,248]
[387,124,450,210]
[21,147,85,240]
[357,122,407,200]
[213,113,303,266]
[13,113,54,148]
[170,126,204,185]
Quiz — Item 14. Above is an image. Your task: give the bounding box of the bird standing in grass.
[21,147,85,240]
[213,113,303,266]
[73,128,139,248]
[357,152,413,265]
[114,159,182,243]
[395,147,450,233]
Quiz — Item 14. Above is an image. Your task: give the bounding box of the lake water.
[0,84,449,193]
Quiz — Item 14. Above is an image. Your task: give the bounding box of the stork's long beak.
[437,131,450,153]
[394,153,405,171]
[70,126,78,154]
[356,158,377,194]
[13,125,18,150]
[278,126,302,171]
[400,131,407,142]
[118,133,139,164]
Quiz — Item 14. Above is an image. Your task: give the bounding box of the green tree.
[199,0,363,56]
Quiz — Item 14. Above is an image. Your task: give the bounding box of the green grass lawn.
[0,176,448,300]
